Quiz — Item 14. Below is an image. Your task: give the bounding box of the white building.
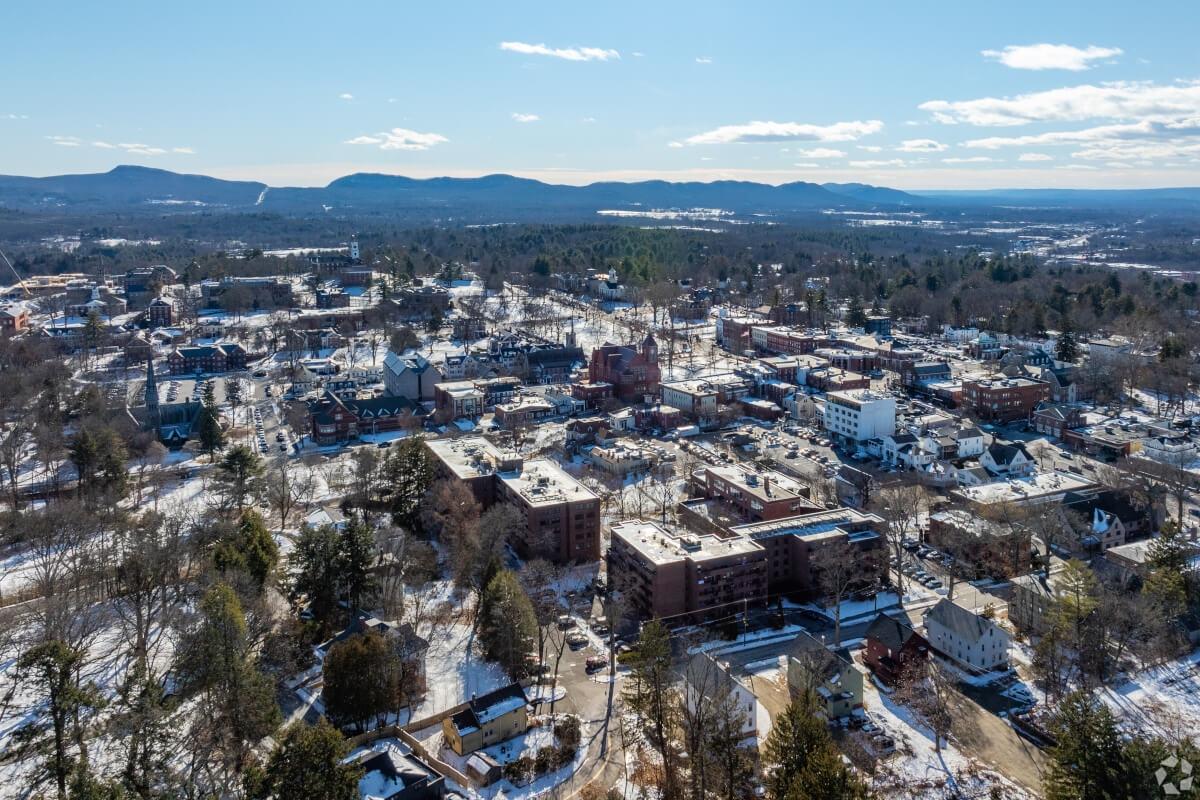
[923,598,1010,673]
[823,390,896,443]
[661,379,720,425]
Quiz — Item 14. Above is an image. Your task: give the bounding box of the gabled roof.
[986,440,1031,465]
[865,612,924,652]
[448,683,527,735]
[925,598,999,644]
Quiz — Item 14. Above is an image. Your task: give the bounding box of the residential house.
[785,634,865,719]
[383,351,443,401]
[980,440,1036,477]
[923,599,1010,673]
[352,744,446,800]
[442,684,529,756]
[863,613,929,686]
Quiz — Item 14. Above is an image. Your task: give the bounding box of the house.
[1064,489,1149,551]
[146,295,175,326]
[1038,365,1079,403]
[682,652,761,740]
[0,302,31,333]
[383,351,443,401]
[785,634,865,719]
[1010,567,1068,635]
[923,599,1010,673]
[352,743,446,800]
[442,684,529,756]
[980,440,1035,477]
[863,612,929,686]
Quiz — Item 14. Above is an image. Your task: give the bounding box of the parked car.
[557,615,576,630]
[585,655,608,673]
[566,632,589,649]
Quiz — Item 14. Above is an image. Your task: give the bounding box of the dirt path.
[948,688,1046,796]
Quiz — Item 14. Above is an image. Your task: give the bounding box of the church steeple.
[640,332,659,364]
[144,357,161,429]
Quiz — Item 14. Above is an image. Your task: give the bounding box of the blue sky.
[3,0,1199,188]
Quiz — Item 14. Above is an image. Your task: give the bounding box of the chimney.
[763,476,772,496]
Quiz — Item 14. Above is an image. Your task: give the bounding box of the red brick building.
[863,613,928,686]
[0,303,30,334]
[962,376,1050,423]
[167,343,249,375]
[309,391,425,445]
[588,335,661,401]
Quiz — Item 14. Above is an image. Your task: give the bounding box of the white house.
[683,652,759,740]
[980,441,1035,477]
[823,390,896,443]
[923,599,1010,673]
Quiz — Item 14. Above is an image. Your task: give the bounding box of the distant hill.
[0,165,1196,219]
[0,166,887,219]
[822,182,919,205]
[0,165,267,210]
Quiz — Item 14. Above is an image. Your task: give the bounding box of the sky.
[3,0,1199,190]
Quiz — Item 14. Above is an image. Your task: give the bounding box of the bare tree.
[873,483,928,596]
[896,657,956,754]
[811,537,863,647]
[265,456,314,530]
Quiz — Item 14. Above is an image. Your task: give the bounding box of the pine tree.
[478,570,538,679]
[196,404,225,459]
[251,719,361,800]
[763,694,836,800]
[214,444,264,512]
[322,632,399,733]
[846,295,868,328]
[1045,691,1127,800]
[385,437,434,530]
[1055,318,1079,362]
[213,510,279,592]
[783,745,872,800]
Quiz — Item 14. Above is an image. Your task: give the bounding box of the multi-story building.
[660,379,719,425]
[124,265,177,309]
[425,438,600,563]
[694,466,817,523]
[433,381,485,420]
[588,335,661,401]
[167,342,249,375]
[607,520,768,621]
[822,390,896,444]
[729,508,885,596]
[0,302,31,333]
[383,351,443,401]
[146,295,175,327]
[495,459,601,563]
[923,598,1010,673]
[309,391,426,444]
[961,376,1049,423]
[200,276,296,310]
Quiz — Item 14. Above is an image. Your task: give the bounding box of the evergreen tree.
[214,444,264,512]
[251,719,361,800]
[213,510,279,592]
[322,632,399,733]
[1056,318,1079,362]
[385,437,434,530]
[783,745,872,800]
[763,694,838,800]
[478,570,538,679]
[1045,691,1126,800]
[291,524,344,628]
[339,518,378,614]
[196,404,225,459]
[845,295,868,328]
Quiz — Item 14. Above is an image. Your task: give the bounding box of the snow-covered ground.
[860,673,1037,799]
[1097,649,1200,740]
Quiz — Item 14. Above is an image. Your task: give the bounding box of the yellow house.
[442,684,529,756]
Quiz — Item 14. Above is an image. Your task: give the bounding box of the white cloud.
[172,147,195,155]
[581,116,596,123]
[794,147,845,159]
[667,141,684,149]
[684,119,883,145]
[344,128,448,151]
[511,112,540,123]
[1018,152,1054,161]
[631,51,645,58]
[695,56,713,64]
[92,141,116,149]
[792,162,821,168]
[4,113,29,120]
[339,93,354,100]
[1105,161,1135,168]
[1057,164,1099,170]
[47,135,82,146]
[941,156,998,163]
[982,43,1122,71]
[920,80,1200,126]
[897,138,948,153]
[857,145,883,153]
[849,159,905,168]
[499,41,619,62]
[119,143,167,155]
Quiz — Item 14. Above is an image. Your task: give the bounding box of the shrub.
[554,715,582,750]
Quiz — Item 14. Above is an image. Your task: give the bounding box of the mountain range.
[1,165,1198,219]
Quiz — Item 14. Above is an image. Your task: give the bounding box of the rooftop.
[611,519,765,566]
[498,458,596,506]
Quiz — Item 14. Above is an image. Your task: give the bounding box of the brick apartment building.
[962,376,1050,423]
[425,437,601,563]
[0,302,31,333]
[309,391,426,445]
[694,466,819,522]
[607,520,768,621]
